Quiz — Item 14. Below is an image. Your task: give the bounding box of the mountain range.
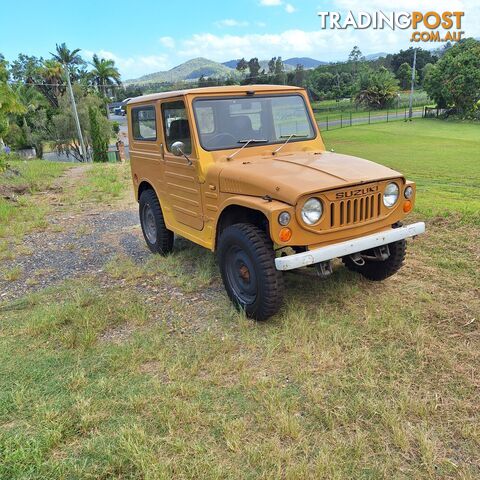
[125,53,392,85]
[126,56,327,84]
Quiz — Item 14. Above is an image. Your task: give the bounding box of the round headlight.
[383,183,399,208]
[278,211,291,226]
[404,186,413,199]
[301,198,323,225]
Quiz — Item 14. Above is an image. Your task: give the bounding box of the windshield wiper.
[227,138,268,160]
[272,134,308,155]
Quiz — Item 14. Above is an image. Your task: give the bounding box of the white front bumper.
[275,222,426,271]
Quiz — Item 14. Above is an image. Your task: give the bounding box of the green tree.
[0,61,25,148]
[421,63,434,86]
[424,38,480,114]
[353,66,399,109]
[293,64,306,87]
[390,47,437,82]
[9,54,64,107]
[5,84,51,157]
[236,58,248,74]
[274,57,286,84]
[268,57,277,74]
[51,85,112,162]
[51,43,84,70]
[348,46,364,76]
[88,106,109,162]
[90,54,121,97]
[247,57,261,80]
[396,62,418,90]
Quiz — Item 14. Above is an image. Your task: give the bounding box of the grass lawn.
[0,159,71,242]
[323,119,480,224]
[0,120,479,478]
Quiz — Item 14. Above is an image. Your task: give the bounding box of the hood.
[218,151,402,205]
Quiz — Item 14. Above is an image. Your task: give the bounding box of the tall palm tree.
[50,43,88,161]
[90,54,121,97]
[51,43,83,68]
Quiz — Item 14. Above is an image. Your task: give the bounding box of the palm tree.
[51,42,83,68]
[50,43,88,161]
[90,54,121,97]
[39,59,64,97]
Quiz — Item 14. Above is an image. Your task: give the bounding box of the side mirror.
[171,141,185,157]
[170,141,192,166]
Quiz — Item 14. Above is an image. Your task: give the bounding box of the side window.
[161,100,192,155]
[132,106,157,141]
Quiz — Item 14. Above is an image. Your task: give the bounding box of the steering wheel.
[205,132,236,148]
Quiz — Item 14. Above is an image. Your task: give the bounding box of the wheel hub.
[239,265,250,281]
[224,245,257,306]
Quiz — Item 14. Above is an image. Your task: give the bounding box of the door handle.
[160,143,165,160]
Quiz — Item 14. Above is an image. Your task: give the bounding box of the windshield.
[193,94,315,151]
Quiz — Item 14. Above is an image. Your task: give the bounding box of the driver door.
[161,99,204,231]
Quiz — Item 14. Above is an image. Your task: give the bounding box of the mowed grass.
[322,119,480,223]
[0,122,479,478]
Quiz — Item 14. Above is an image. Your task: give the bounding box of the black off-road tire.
[342,239,407,281]
[217,223,284,321]
[139,189,174,255]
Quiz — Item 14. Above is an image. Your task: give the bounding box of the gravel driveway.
[0,165,151,301]
[0,207,150,301]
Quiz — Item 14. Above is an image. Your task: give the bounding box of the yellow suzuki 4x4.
[127,85,425,320]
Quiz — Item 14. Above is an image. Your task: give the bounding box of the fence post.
[404,107,407,120]
[368,111,371,124]
[340,114,343,129]
[387,110,389,122]
[326,116,328,131]
[350,112,352,127]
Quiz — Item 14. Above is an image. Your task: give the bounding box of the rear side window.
[132,106,157,141]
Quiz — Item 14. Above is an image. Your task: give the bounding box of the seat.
[168,119,191,152]
[229,115,255,140]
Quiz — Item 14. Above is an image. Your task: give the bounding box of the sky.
[1,0,479,79]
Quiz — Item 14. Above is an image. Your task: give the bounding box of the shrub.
[88,106,109,162]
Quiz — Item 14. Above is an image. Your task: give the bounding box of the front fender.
[215,195,295,249]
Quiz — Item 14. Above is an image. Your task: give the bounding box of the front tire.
[139,189,174,255]
[342,239,407,281]
[217,223,284,320]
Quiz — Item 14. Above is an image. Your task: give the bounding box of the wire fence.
[315,106,426,131]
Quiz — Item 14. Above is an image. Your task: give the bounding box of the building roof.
[127,84,303,105]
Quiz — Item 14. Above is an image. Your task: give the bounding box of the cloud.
[159,36,175,48]
[83,49,170,79]
[260,0,296,14]
[259,0,282,5]
[215,19,249,27]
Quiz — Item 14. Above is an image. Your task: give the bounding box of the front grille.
[329,193,382,228]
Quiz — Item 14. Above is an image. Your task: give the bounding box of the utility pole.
[64,65,88,162]
[408,48,417,121]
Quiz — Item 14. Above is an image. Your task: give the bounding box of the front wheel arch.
[215,204,270,250]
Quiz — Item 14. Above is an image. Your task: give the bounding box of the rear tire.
[342,239,406,281]
[139,189,174,255]
[217,223,284,320]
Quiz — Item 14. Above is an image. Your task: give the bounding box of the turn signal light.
[279,227,292,242]
[403,200,412,213]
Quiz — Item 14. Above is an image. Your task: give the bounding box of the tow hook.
[349,245,391,266]
[350,253,365,266]
[315,260,333,278]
